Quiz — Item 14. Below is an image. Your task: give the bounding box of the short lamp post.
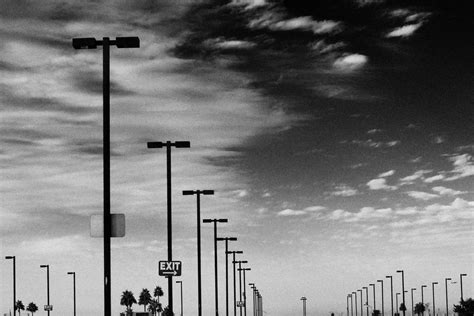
[40,265,50,316]
[411,288,416,316]
[378,280,384,316]
[370,284,376,310]
[301,297,307,316]
[227,251,243,316]
[234,260,248,316]
[67,272,76,316]
[397,270,406,316]
[249,283,256,316]
[421,285,427,316]
[386,276,394,316]
[363,287,369,316]
[72,35,139,316]
[432,282,438,316]
[5,256,16,316]
[460,274,467,301]
[182,189,214,316]
[353,292,358,316]
[148,140,191,314]
[445,278,451,316]
[176,280,183,316]
[359,289,364,316]
[203,218,229,316]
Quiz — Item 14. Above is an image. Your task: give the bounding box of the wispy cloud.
[431,186,465,196]
[378,170,395,178]
[445,154,474,181]
[386,23,422,38]
[406,191,439,201]
[330,184,359,197]
[367,178,397,191]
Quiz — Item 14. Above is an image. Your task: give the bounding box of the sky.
[1,0,473,315]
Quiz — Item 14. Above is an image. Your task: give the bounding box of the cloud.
[406,191,439,201]
[399,170,432,183]
[386,23,422,38]
[330,184,358,197]
[250,14,341,34]
[367,129,382,134]
[343,139,400,148]
[424,174,445,183]
[367,178,397,191]
[378,170,395,178]
[333,54,368,71]
[445,154,474,181]
[277,208,307,216]
[432,186,465,196]
[304,206,326,212]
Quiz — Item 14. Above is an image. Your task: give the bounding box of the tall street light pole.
[432,282,438,316]
[176,280,183,316]
[238,268,251,316]
[5,256,16,316]
[203,218,229,316]
[370,284,376,311]
[386,276,394,316]
[217,237,238,316]
[378,280,384,316]
[363,287,369,316]
[301,297,307,316]
[445,278,451,316]
[421,285,427,316]
[396,293,400,315]
[234,260,248,316]
[72,36,139,316]
[228,251,243,316]
[358,289,364,316]
[40,265,50,316]
[459,274,467,301]
[67,272,76,316]
[249,284,256,316]
[353,292,358,316]
[397,270,406,316]
[148,140,191,313]
[350,293,354,316]
[182,189,214,316]
[411,288,416,316]
[348,295,351,316]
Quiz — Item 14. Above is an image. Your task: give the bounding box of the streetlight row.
[4,257,77,316]
[346,271,468,316]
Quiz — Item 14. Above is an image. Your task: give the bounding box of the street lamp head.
[5,256,14,259]
[229,237,237,241]
[446,278,452,281]
[377,280,383,282]
[147,141,164,148]
[421,285,427,288]
[202,190,214,195]
[174,141,191,148]
[218,218,228,223]
[182,190,195,195]
[433,282,438,285]
[411,288,416,290]
[396,270,403,273]
[115,36,140,48]
[40,265,48,268]
[301,297,307,300]
[72,37,97,49]
[67,272,75,275]
[176,280,182,284]
[203,219,213,223]
[363,287,368,289]
[370,284,375,286]
[460,273,467,276]
[386,275,392,278]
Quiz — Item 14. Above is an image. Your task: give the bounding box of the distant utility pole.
[301,296,307,316]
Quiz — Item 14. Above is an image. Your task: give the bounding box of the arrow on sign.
[161,270,179,276]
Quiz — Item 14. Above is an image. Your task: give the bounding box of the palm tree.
[120,290,137,315]
[154,286,164,316]
[139,288,152,312]
[162,306,174,316]
[148,298,163,316]
[414,302,426,316]
[26,302,38,315]
[15,300,25,316]
[454,298,474,316]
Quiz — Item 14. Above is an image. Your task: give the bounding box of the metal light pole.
[378,280,384,316]
[217,237,238,316]
[421,285,427,316]
[67,272,76,316]
[40,265,50,316]
[445,278,451,316]
[411,288,416,316]
[249,284,256,316]
[72,36,139,316]
[363,287,369,316]
[234,260,248,316]
[228,251,243,316]
[238,268,251,316]
[396,293,400,315]
[353,292,358,316]
[203,218,229,316]
[370,284,376,310]
[348,295,351,316]
[5,256,16,316]
[432,282,438,316]
[301,297,307,316]
[397,270,406,316]
[148,140,191,313]
[359,289,364,316]
[387,276,394,316]
[176,280,183,316]
[459,274,467,301]
[182,189,214,316]
[350,293,354,316]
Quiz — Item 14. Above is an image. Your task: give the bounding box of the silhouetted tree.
[148,299,163,316]
[454,298,474,316]
[15,300,25,315]
[120,290,137,315]
[162,306,174,316]
[414,303,426,316]
[139,288,152,312]
[154,286,164,316]
[26,302,38,315]
[372,310,381,316]
[400,303,407,312]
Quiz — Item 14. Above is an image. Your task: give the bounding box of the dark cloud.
[71,69,135,96]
